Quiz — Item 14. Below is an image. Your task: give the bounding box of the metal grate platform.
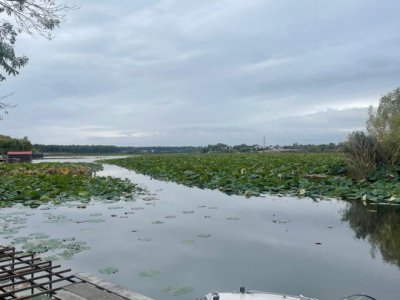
[0,245,80,299]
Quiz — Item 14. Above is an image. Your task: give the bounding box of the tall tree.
[0,0,73,116]
[367,87,400,166]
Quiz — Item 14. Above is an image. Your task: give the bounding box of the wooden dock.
[55,273,154,300]
[0,245,154,300]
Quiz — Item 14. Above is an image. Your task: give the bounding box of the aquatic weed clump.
[104,153,400,205]
[0,162,137,207]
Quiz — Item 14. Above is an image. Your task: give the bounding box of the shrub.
[344,87,400,178]
[342,131,381,179]
[367,88,400,168]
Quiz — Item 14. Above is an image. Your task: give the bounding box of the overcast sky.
[1,0,400,146]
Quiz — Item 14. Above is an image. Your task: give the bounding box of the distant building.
[32,153,44,159]
[7,151,33,163]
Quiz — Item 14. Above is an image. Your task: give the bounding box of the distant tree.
[0,0,74,115]
[0,134,33,154]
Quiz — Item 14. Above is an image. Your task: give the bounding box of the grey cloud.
[1,0,398,146]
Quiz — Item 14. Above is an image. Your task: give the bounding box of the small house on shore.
[7,151,33,162]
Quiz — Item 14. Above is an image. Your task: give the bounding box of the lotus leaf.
[0,162,137,207]
[139,270,161,278]
[162,285,194,296]
[103,153,400,205]
[151,221,165,225]
[181,240,195,245]
[99,266,119,274]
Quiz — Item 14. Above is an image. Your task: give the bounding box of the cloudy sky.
[1,0,400,146]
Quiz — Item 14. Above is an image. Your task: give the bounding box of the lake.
[1,158,399,300]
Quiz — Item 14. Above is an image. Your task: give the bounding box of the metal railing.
[0,246,80,299]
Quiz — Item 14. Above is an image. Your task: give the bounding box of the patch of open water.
[1,159,400,300]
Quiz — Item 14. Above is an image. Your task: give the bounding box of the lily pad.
[11,236,30,244]
[226,217,240,221]
[162,285,194,296]
[198,234,211,238]
[89,213,103,217]
[99,266,119,274]
[139,270,161,278]
[107,206,124,210]
[138,238,152,242]
[151,221,165,225]
[29,232,50,240]
[181,240,195,245]
[272,219,289,224]
[11,236,29,245]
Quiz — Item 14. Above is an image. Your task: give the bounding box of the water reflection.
[2,162,400,300]
[342,203,400,268]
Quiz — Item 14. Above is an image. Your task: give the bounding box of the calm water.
[1,159,400,300]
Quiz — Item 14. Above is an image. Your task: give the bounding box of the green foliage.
[0,162,101,176]
[139,270,162,278]
[0,162,136,207]
[342,203,400,268]
[341,131,381,179]
[366,87,400,167]
[0,135,33,154]
[99,266,119,274]
[0,0,71,82]
[343,87,400,178]
[0,19,28,81]
[162,286,194,296]
[104,153,400,204]
[33,143,340,155]
[34,144,203,154]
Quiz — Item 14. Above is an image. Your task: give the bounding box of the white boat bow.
[205,288,377,300]
[205,290,318,300]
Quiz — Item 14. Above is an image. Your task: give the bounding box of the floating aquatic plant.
[22,238,63,253]
[103,153,400,204]
[11,233,91,260]
[11,236,30,244]
[29,232,50,240]
[43,214,72,224]
[272,220,289,224]
[162,285,194,296]
[181,240,195,245]
[107,206,124,210]
[0,162,137,207]
[99,266,119,274]
[139,270,161,278]
[151,221,165,225]
[89,213,103,217]
[198,234,211,238]
[138,238,152,242]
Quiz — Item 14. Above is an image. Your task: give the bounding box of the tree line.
[0,135,33,154]
[32,143,340,155]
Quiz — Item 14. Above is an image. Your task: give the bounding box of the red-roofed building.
[7,151,33,163]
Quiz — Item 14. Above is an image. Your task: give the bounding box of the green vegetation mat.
[0,162,136,207]
[103,153,400,204]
